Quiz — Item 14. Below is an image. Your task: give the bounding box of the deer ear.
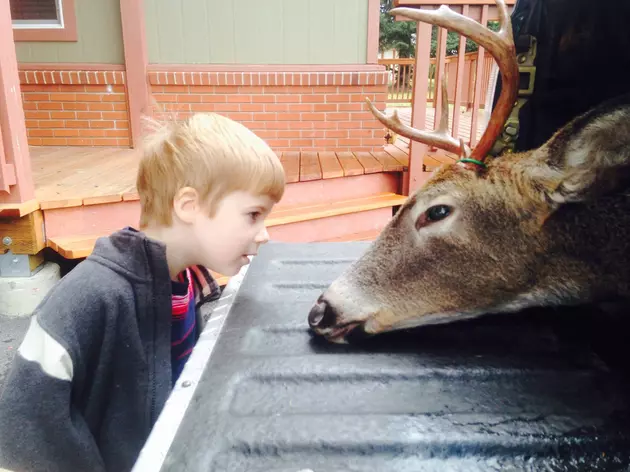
[533,97,630,206]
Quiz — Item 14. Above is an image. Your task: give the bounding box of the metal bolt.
[518,54,527,64]
[182,380,192,388]
[2,237,12,246]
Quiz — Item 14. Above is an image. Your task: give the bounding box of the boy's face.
[190,190,275,276]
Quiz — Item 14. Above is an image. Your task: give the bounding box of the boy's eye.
[249,212,261,222]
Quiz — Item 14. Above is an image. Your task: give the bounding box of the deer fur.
[308,92,630,343]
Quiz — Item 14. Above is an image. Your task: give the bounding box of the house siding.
[145,0,368,65]
[15,0,124,64]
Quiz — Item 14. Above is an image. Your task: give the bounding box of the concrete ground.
[0,315,30,391]
[0,250,79,391]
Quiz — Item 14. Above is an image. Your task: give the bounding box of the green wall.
[145,0,369,64]
[15,0,124,64]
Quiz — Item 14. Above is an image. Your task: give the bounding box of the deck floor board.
[29,146,406,210]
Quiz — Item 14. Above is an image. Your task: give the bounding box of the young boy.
[0,113,285,472]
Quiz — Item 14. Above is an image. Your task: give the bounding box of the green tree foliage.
[379,0,499,58]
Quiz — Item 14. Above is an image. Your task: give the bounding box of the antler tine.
[366,75,471,158]
[382,0,519,161]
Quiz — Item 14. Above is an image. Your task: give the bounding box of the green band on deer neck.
[457,158,487,168]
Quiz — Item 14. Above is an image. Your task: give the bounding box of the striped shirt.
[171,268,197,385]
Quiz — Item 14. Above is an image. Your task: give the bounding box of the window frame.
[11,0,77,42]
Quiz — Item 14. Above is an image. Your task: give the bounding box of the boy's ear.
[525,97,630,208]
[173,187,200,224]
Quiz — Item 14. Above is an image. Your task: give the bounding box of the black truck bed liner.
[133,241,630,471]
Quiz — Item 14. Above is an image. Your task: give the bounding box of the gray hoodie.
[0,228,220,472]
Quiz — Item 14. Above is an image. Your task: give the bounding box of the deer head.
[307,0,630,344]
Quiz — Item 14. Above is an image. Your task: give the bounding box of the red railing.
[385,0,515,193]
[379,52,495,107]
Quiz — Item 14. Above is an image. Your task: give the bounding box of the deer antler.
[367,76,470,157]
[368,0,519,161]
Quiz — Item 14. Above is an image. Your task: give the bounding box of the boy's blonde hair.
[137,113,285,228]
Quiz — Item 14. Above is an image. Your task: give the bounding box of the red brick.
[200,95,227,103]
[313,122,338,129]
[240,103,265,112]
[314,104,337,112]
[29,129,54,137]
[339,139,362,146]
[51,111,76,119]
[24,111,50,119]
[38,120,65,128]
[66,120,90,128]
[266,139,291,147]
[90,120,116,129]
[290,139,313,147]
[75,93,103,102]
[102,112,128,120]
[93,138,120,146]
[156,94,178,103]
[23,93,49,102]
[227,95,252,103]
[77,112,103,120]
[64,102,89,111]
[42,138,68,146]
[252,95,275,103]
[288,104,313,112]
[265,104,289,112]
[253,113,277,122]
[38,102,63,110]
[277,130,302,138]
[53,129,80,137]
[50,93,76,101]
[302,113,325,121]
[211,104,240,113]
[67,138,94,146]
[275,95,301,103]
[326,130,348,138]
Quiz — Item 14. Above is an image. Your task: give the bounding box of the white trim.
[131,262,250,472]
[11,0,64,29]
[18,316,74,382]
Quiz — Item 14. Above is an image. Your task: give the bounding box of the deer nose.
[308,298,337,329]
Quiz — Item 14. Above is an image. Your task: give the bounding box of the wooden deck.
[386,106,487,171]
[30,146,410,211]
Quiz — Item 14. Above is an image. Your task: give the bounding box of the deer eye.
[427,205,451,221]
[416,204,452,230]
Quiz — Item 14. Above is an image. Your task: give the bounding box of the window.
[10,0,77,42]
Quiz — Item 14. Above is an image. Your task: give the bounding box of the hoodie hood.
[88,227,171,285]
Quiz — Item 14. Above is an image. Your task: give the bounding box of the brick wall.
[18,69,131,147]
[148,70,389,152]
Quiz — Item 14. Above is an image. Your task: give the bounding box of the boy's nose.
[256,226,270,244]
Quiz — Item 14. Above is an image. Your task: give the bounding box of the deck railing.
[379,52,495,108]
[386,0,514,194]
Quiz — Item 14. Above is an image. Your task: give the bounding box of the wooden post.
[470,5,489,147]
[452,5,470,140]
[120,0,150,148]
[367,0,381,64]
[0,0,35,208]
[407,22,432,195]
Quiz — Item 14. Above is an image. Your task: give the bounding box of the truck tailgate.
[134,241,630,471]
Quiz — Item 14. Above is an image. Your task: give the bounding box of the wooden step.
[267,193,407,227]
[321,229,382,242]
[46,193,407,285]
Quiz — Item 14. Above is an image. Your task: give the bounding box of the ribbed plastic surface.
[160,242,630,471]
